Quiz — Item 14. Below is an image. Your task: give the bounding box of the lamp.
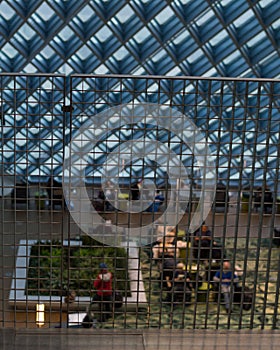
[36,303,45,328]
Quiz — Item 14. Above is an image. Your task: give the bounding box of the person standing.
[92,263,113,322]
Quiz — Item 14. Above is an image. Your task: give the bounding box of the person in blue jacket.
[146,189,165,212]
[213,260,239,313]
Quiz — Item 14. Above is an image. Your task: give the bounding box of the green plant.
[26,236,130,297]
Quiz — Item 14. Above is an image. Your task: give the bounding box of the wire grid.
[0,74,280,335]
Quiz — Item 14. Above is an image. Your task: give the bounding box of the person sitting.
[96,189,106,211]
[253,186,274,214]
[193,224,218,261]
[193,223,213,242]
[130,179,141,201]
[152,226,187,261]
[253,186,262,212]
[152,226,187,289]
[165,262,193,305]
[263,186,273,214]
[146,190,165,212]
[161,254,178,291]
[103,181,116,211]
[213,260,239,314]
[153,239,179,290]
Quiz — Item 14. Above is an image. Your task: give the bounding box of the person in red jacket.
[92,263,113,322]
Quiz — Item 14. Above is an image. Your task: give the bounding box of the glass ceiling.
[0,0,280,187]
[1,0,280,77]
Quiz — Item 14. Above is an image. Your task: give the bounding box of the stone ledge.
[2,329,280,350]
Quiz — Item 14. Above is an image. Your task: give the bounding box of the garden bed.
[9,237,147,311]
[27,236,129,297]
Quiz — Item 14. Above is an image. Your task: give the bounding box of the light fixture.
[36,303,45,328]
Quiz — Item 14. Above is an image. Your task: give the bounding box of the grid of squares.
[0,74,279,330]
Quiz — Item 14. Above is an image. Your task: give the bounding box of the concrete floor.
[1,328,280,350]
[1,197,280,349]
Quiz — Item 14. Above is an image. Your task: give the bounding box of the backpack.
[113,291,123,309]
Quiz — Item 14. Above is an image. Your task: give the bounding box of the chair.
[46,178,65,209]
[273,227,280,247]
[11,183,31,208]
[213,182,228,212]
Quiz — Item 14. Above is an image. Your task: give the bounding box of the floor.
[1,328,280,350]
[1,197,280,349]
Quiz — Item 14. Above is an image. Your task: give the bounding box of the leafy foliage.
[27,236,129,297]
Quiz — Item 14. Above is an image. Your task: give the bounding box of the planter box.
[9,240,147,312]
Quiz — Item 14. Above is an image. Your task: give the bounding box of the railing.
[0,74,280,329]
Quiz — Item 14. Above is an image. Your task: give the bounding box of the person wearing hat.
[92,263,113,322]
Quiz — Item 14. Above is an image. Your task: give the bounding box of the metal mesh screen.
[1,74,280,333]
